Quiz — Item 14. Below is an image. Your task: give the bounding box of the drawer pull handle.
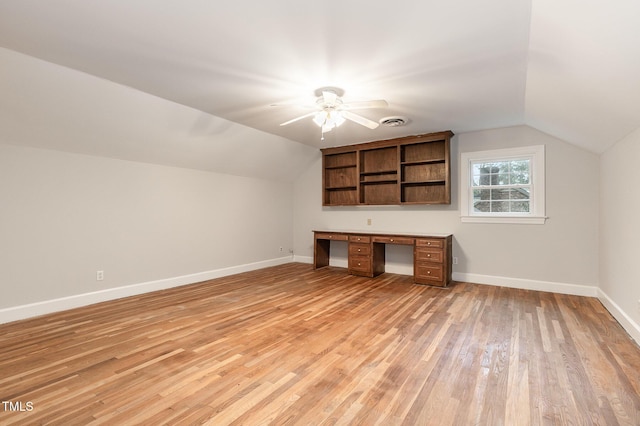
[427,242,431,245]
[427,254,431,257]
[390,239,394,242]
[427,271,431,274]
[358,249,361,252]
[358,262,361,266]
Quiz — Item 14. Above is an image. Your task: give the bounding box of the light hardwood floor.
[1,263,639,425]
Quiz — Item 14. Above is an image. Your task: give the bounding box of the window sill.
[460,216,547,225]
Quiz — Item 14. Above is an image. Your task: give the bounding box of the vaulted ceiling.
[1,0,639,160]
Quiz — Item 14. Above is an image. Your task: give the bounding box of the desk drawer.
[315,232,349,241]
[349,235,371,243]
[415,238,444,248]
[349,256,371,274]
[349,243,371,256]
[415,247,443,263]
[372,236,414,245]
[415,263,444,282]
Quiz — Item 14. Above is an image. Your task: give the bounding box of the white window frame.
[460,145,547,224]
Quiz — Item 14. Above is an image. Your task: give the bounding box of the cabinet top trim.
[320,130,453,155]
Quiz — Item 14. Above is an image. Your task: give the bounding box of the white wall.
[293,126,600,295]
[0,46,321,323]
[0,144,294,319]
[599,127,640,342]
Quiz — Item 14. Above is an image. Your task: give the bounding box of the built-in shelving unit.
[321,131,452,206]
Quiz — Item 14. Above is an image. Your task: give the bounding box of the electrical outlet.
[453,257,458,265]
[96,270,104,281]
[637,299,640,314]
[279,246,283,252]
[367,218,372,226]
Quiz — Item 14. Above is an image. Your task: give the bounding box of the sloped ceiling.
[0,0,639,165]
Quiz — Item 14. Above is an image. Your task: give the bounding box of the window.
[460,145,546,224]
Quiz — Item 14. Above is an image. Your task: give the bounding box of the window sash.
[471,158,531,187]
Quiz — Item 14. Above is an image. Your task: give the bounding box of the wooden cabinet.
[314,231,452,287]
[321,131,452,206]
[414,237,452,286]
[347,235,384,277]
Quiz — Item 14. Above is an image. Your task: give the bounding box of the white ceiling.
[1,0,639,155]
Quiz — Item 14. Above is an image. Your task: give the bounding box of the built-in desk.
[313,230,453,287]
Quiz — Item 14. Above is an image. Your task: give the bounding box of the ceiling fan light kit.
[279,87,389,140]
[313,110,346,132]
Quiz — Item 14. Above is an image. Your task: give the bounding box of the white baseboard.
[296,257,598,296]
[453,272,598,297]
[293,255,313,264]
[0,256,293,325]
[597,289,640,345]
[10,258,635,347]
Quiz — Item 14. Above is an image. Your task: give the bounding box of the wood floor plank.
[0,263,639,425]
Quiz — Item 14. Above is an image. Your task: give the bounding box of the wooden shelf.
[401,180,446,186]
[401,159,445,166]
[360,170,397,176]
[325,164,357,170]
[321,131,452,206]
[360,180,398,185]
[326,185,357,191]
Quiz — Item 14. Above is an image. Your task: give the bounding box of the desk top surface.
[313,230,452,238]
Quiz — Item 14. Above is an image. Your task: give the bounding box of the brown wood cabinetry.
[321,131,452,206]
[414,237,452,285]
[314,231,453,287]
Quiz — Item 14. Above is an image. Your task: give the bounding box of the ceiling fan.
[277,87,388,140]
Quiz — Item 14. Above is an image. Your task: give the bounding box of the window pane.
[473,201,490,212]
[497,173,510,185]
[510,160,530,184]
[473,189,491,201]
[491,188,510,200]
[491,201,509,212]
[507,188,530,200]
[511,201,530,212]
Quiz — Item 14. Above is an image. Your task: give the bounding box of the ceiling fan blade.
[341,99,388,110]
[341,111,379,129]
[280,112,317,126]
